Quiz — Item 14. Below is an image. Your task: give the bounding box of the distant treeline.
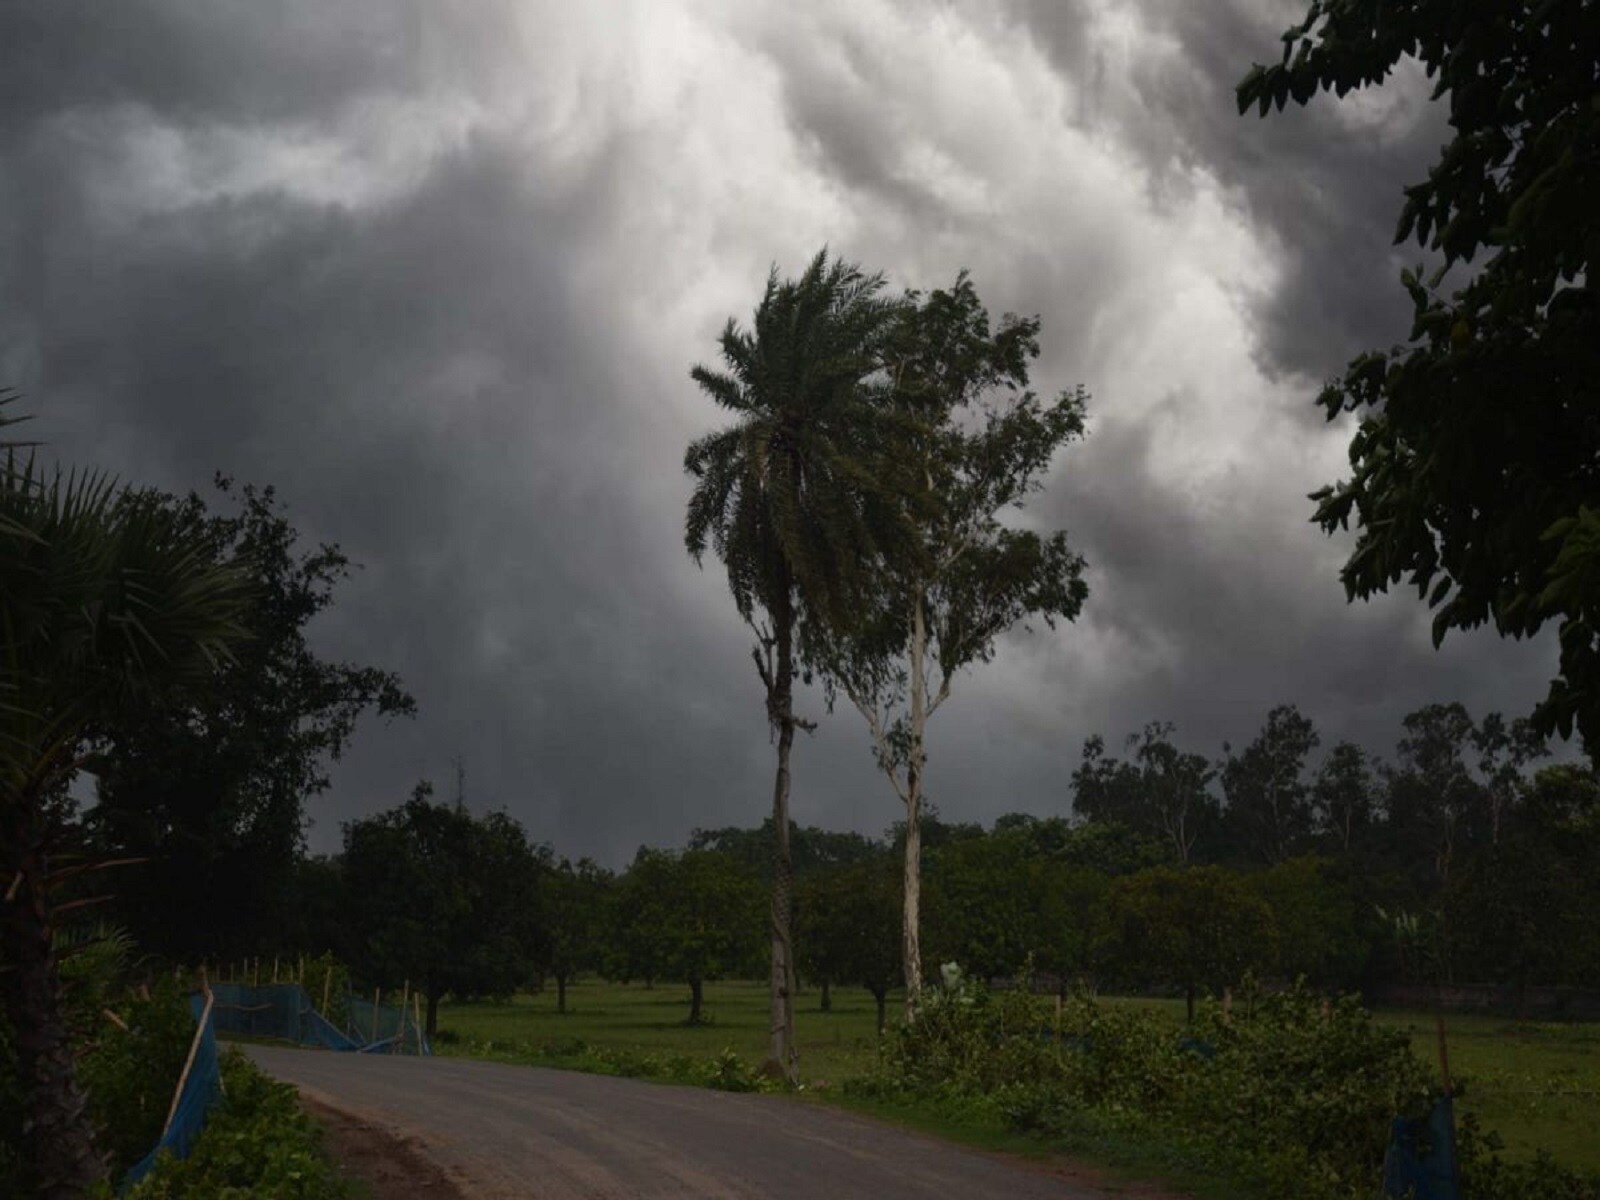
[90,699,1599,1031]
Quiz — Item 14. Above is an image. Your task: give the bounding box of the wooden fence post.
[162,991,216,1138]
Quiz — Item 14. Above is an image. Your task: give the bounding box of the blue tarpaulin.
[120,981,428,1190]
[1383,1096,1460,1200]
[122,993,221,1189]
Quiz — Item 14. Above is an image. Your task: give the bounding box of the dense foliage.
[342,783,546,1036]
[1,928,348,1198]
[851,971,1598,1200]
[87,477,413,964]
[1238,1,1600,753]
[125,1049,350,1199]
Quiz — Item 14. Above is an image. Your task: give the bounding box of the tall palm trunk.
[765,612,799,1084]
[1,802,106,1198]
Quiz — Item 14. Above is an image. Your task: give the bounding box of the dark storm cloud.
[0,1,488,131]
[0,1,797,864]
[1005,0,1451,384]
[0,0,1570,867]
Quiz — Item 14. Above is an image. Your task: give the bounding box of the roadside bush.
[77,978,196,1179]
[851,972,1442,1199]
[125,1047,350,1199]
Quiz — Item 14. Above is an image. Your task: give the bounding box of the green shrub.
[1456,1113,1600,1200]
[125,1048,350,1199]
[853,974,1443,1199]
[78,978,196,1179]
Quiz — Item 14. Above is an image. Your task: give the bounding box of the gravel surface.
[247,1045,1125,1199]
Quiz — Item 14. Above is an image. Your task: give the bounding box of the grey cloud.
[1004,0,1450,385]
[0,1,1569,869]
[0,1,500,133]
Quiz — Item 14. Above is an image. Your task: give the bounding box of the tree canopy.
[819,271,1090,1009]
[1238,1,1600,753]
[87,477,414,961]
[342,783,547,1036]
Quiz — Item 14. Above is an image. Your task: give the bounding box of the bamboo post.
[298,955,306,985]
[321,969,333,1018]
[398,981,410,1052]
[1436,1013,1454,1097]
[373,987,381,1044]
[271,956,279,984]
[413,993,423,1053]
[163,991,215,1138]
[199,964,210,1000]
[253,957,260,987]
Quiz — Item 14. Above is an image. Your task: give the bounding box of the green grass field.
[436,978,1600,1177]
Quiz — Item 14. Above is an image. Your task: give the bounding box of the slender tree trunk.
[689,977,704,1025]
[872,987,887,1035]
[819,978,831,1012]
[557,974,568,1015]
[902,793,923,1016]
[902,593,928,1018]
[426,990,440,1040]
[763,612,799,1084]
[1,807,105,1198]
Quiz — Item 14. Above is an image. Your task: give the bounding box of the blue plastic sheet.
[120,981,429,1190]
[122,993,221,1189]
[209,982,429,1054]
[1383,1095,1460,1200]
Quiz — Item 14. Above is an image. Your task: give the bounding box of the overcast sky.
[2,0,1564,865]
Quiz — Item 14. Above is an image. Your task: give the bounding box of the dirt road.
[247,1045,1124,1199]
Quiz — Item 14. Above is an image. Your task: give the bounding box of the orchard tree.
[613,849,764,1025]
[1054,820,1170,876]
[685,250,905,1080]
[542,857,612,1014]
[1105,865,1278,1021]
[1,404,251,1197]
[795,857,901,1031]
[922,830,1040,984]
[687,820,884,881]
[824,272,1090,1012]
[88,477,414,961]
[1032,863,1111,996]
[342,784,546,1038]
[1244,857,1370,989]
[1221,704,1320,864]
[1239,3,1600,754]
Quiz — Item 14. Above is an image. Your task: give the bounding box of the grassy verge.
[436,979,1600,1178]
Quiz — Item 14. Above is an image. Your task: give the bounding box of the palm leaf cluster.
[685,250,915,637]
[1,458,252,804]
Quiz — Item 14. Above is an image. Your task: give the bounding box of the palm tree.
[684,250,906,1083]
[1,397,252,1198]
